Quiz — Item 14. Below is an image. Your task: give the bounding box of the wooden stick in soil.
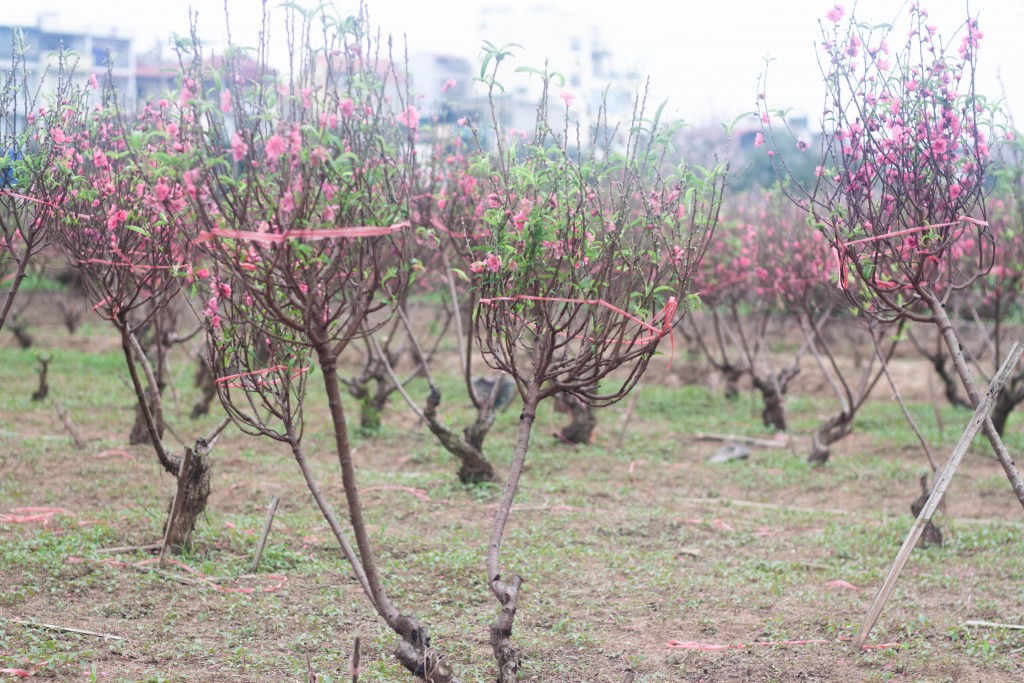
[159,445,196,568]
[53,401,87,450]
[10,619,123,641]
[350,632,361,683]
[963,620,1024,631]
[252,494,281,572]
[694,431,789,448]
[852,341,1024,650]
[97,543,162,554]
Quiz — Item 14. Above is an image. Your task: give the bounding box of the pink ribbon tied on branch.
[477,295,678,367]
[831,215,988,291]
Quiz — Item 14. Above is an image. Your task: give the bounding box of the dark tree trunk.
[10,315,33,349]
[808,412,853,464]
[31,355,50,402]
[932,354,970,409]
[910,474,943,548]
[751,364,798,432]
[130,384,164,445]
[722,365,743,401]
[989,384,1023,437]
[751,376,786,431]
[162,444,212,552]
[554,393,597,444]
[119,323,211,556]
[190,355,218,419]
[359,378,393,434]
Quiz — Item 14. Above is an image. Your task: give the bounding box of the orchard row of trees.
[1,3,1022,680]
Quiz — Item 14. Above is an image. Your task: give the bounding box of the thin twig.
[252,494,281,573]
[96,543,161,554]
[694,432,789,448]
[963,620,1024,631]
[9,619,123,641]
[53,401,87,450]
[871,328,938,472]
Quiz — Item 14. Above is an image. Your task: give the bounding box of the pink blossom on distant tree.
[398,106,419,130]
[265,133,286,163]
[826,4,845,23]
[441,78,457,93]
[220,89,232,113]
[560,91,576,107]
[230,132,248,162]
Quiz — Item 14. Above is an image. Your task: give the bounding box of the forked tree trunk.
[120,323,214,553]
[424,387,497,484]
[751,374,788,432]
[316,347,454,681]
[162,444,212,552]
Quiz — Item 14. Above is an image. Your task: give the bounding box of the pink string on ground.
[666,637,901,651]
[92,449,139,465]
[359,485,431,502]
[0,507,75,525]
[194,221,410,245]
[0,664,43,678]
[832,216,988,291]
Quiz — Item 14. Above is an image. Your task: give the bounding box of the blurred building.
[0,15,134,108]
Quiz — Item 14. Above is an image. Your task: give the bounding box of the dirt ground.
[2,297,1024,682]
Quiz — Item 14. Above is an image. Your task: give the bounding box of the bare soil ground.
[2,303,1024,682]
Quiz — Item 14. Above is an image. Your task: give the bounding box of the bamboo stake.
[852,341,1024,649]
[252,494,281,573]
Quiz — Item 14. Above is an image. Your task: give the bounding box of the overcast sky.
[6,0,1024,126]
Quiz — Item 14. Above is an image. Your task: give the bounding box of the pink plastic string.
[478,294,677,368]
[194,221,409,244]
[214,364,310,389]
[0,190,59,207]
